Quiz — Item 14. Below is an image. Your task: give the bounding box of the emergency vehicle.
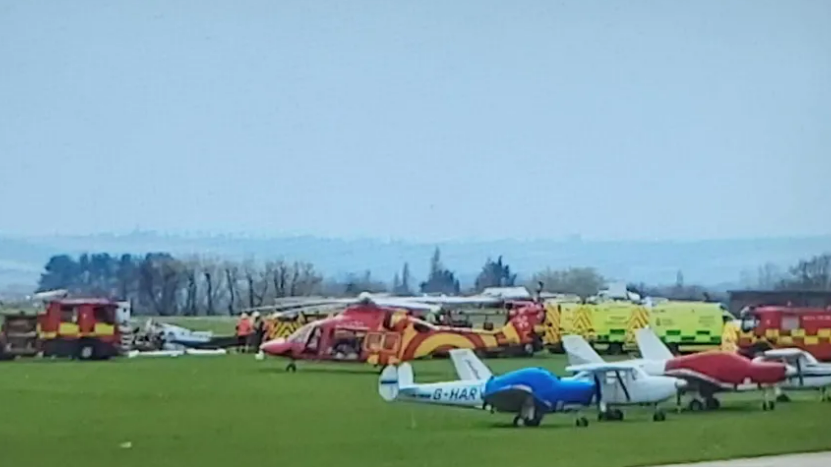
[541,298,730,355]
[0,298,131,360]
[737,305,831,361]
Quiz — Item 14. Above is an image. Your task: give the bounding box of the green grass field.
[0,354,829,467]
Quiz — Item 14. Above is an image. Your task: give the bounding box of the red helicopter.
[257,292,545,371]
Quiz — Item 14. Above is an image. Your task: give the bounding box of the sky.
[1,0,829,242]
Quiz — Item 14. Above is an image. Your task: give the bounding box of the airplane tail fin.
[635,327,674,361]
[562,335,605,366]
[449,349,493,381]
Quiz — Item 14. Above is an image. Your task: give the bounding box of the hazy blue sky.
[1,1,829,242]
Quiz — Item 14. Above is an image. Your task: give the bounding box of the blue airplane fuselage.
[484,367,595,411]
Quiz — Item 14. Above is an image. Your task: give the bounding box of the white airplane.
[561,335,686,421]
[752,348,831,402]
[378,350,489,410]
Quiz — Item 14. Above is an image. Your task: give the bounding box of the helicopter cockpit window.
[305,325,323,353]
[288,323,314,344]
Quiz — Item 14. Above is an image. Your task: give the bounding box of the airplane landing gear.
[575,416,589,427]
[286,361,297,372]
[762,401,776,411]
[776,393,791,403]
[705,397,720,410]
[688,399,705,412]
[688,396,720,412]
[652,410,667,422]
[512,402,543,427]
[598,409,624,421]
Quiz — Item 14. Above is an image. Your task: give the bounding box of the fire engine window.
[93,306,115,325]
[60,305,77,323]
[781,315,800,332]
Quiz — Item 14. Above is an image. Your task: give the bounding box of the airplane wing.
[562,335,605,366]
[449,349,493,381]
[565,362,639,374]
[635,327,674,361]
[483,385,549,414]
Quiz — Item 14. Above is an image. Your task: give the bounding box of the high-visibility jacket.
[236,318,252,336]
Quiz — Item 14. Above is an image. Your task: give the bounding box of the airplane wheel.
[653,411,666,422]
[688,399,705,412]
[513,415,522,427]
[776,394,791,403]
[613,409,624,421]
[705,397,721,410]
[524,415,542,427]
[286,362,297,372]
[575,417,589,428]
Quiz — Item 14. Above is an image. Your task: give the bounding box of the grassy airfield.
[0,354,829,467]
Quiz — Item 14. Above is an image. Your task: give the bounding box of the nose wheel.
[652,410,667,422]
[286,361,297,372]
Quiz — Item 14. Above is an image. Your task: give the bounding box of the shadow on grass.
[254,365,446,377]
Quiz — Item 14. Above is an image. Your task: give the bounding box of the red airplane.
[635,327,796,412]
[257,293,543,372]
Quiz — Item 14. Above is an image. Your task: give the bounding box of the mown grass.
[0,354,829,467]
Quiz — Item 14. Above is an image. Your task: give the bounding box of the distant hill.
[1,231,830,290]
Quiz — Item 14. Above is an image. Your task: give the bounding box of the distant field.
[0,354,829,467]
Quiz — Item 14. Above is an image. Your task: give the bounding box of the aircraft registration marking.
[430,387,482,402]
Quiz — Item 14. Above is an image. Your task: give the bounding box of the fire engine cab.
[1,298,128,360]
[738,305,831,361]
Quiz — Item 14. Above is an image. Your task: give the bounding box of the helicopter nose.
[260,338,290,356]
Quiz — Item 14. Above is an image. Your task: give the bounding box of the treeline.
[35,248,831,316]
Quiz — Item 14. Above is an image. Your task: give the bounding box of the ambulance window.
[782,315,800,332]
[60,305,77,323]
[93,306,115,325]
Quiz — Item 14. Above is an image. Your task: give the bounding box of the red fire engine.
[738,305,831,361]
[1,298,124,360]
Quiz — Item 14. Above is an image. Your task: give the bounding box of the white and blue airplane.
[561,334,687,421]
[379,349,596,427]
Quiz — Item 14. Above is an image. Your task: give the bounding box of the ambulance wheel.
[688,399,705,412]
[575,417,589,428]
[286,362,297,372]
[776,393,791,403]
[653,411,666,422]
[705,397,721,410]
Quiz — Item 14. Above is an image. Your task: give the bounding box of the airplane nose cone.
[785,364,798,377]
[260,338,290,356]
[675,379,688,390]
